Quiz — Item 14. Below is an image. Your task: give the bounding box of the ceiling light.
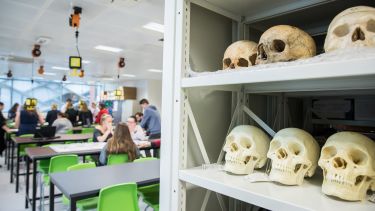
[94,45,123,53]
[52,66,69,71]
[102,78,115,81]
[143,22,164,33]
[44,72,56,76]
[82,60,90,64]
[148,69,162,73]
[122,74,136,77]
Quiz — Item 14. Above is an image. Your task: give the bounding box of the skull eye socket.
[272,39,285,53]
[350,149,368,165]
[223,58,231,68]
[270,140,281,152]
[237,58,249,67]
[333,24,350,37]
[321,146,337,159]
[289,143,303,156]
[258,44,267,60]
[366,19,375,33]
[239,138,252,149]
[249,53,257,66]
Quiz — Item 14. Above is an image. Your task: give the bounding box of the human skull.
[223,125,270,175]
[267,128,320,185]
[324,6,375,52]
[222,40,258,70]
[318,132,375,201]
[256,25,316,64]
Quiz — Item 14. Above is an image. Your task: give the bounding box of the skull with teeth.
[267,128,320,185]
[318,132,375,201]
[222,40,258,70]
[223,125,270,175]
[324,6,375,52]
[256,25,316,65]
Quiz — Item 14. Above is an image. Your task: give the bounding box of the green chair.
[82,127,94,134]
[97,183,140,211]
[37,144,59,174]
[107,154,129,165]
[40,155,79,211]
[62,162,98,210]
[65,129,74,134]
[134,157,159,211]
[19,134,37,157]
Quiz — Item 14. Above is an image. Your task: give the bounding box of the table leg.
[25,156,30,208]
[6,137,10,170]
[49,181,54,211]
[32,159,37,211]
[70,198,77,211]
[4,134,8,165]
[15,144,20,193]
[10,141,14,183]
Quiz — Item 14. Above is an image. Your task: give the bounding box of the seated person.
[93,114,113,142]
[52,112,73,134]
[99,122,139,165]
[126,116,147,146]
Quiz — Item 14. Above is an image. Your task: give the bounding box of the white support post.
[186,100,211,164]
[243,105,276,137]
[200,190,211,211]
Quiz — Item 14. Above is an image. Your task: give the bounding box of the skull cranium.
[222,40,258,70]
[318,132,375,201]
[223,125,270,175]
[256,25,316,64]
[267,128,320,185]
[324,6,375,52]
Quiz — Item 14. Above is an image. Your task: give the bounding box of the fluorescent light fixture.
[122,74,136,77]
[82,60,90,64]
[52,66,69,71]
[102,78,115,81]
[148,69,162,73]
[94,45,123,53]
[43,72,56,76]
[143,22,164,33]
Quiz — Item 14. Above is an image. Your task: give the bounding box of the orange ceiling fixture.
[38,65,44,75]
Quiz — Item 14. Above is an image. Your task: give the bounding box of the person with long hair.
[15,102,44,136]
[99,122,139,165]
[78,102,93,126]
[8,103,19,121]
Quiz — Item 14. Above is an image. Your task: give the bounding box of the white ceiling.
[0,0,164,83]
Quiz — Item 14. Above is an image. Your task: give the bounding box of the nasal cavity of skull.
[239,139,251,149]
[350,149,367,166]
[272,39,285,53]
[321,146,337,159]
[352,27,365,42]
[366,19,375,32]
[237,58,249,67]
[277,148,288,159]
[258,44,267,60]
[294,164,307,173]
[223,58,231,69]
[332,157,347,169]
[333,24,350,37]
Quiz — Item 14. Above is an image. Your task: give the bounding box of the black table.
[4,129,17,170]
[25,145,102,211]
[50,160,160,211]
[10,133,92,193]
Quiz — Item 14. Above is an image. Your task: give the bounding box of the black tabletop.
[50,160,160,199]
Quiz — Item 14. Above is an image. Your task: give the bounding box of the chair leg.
[39,173,45,211]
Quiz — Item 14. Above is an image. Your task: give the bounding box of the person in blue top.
[139,99,161,139]
[15,102,44,136]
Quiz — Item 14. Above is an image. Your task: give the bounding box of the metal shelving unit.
[160,0,375,211]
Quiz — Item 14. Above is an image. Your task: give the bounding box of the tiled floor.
[0,155,150,211]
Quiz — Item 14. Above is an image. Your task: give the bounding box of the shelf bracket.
[186,100,211,164]
[243,105,276,137]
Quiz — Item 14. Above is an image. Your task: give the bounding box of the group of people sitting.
[0,98,161,167]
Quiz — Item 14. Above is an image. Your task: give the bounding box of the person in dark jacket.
[65,102,78,126]
[15,102,44,136]
[8,103,19,121]
[45,104,59,126]
[0,102,11,159]
[78,102,93,126]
